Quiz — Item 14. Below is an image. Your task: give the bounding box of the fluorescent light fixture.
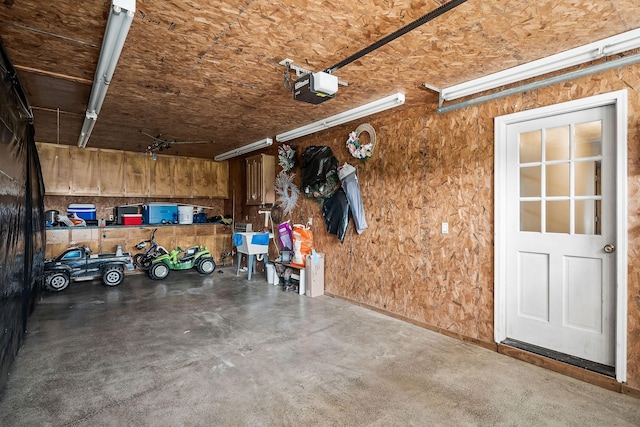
[78,0,135,148]
[276,92,405,142]
[214,138,273,161]
[438,28,640,102]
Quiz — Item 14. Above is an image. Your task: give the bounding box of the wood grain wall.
[231,62,640,389]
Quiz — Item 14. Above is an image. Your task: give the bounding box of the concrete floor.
[1,267,640,426]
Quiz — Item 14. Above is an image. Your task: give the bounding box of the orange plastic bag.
[291,224,313,266]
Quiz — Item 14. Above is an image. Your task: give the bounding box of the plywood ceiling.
[0,0,638,158]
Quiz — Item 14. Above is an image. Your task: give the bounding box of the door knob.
[604,244,616,253]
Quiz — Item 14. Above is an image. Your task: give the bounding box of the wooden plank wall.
[237,63,640,389]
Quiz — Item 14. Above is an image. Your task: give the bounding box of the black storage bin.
[116,206,139,224]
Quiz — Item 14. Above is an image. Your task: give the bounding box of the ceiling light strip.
[438,28,640,102]
[214,138,273,161]
[78,0,135,148]
[276,93,405,142]
[437,52,640,114]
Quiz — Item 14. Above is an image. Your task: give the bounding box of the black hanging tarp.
[0,35,45,391]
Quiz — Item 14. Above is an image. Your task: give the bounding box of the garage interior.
[1,0,640,424]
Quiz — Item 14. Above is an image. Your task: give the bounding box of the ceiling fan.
[141,131,213,153]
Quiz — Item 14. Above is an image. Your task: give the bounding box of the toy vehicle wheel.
[150,262,170,280]
[133,253,152,271]
[102,265,124,286]
[44,272,70,292]
[196,257,216,274]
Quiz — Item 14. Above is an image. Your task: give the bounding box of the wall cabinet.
[70,148,99,195]
[213,161,229,199]
[98,149,125,196]
[124,152,150,197]
[37,144,71,195]
[149,154,173,197]
[37,143,229,199]
[246,154,275,205]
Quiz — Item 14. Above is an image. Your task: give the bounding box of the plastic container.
[68,203,96,220]
[116,206,139,224]
[142,203,178,224]
[266,262,275,285]
[122,214,142,226]
[178,205,194,224]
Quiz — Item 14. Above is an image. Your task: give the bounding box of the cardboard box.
[305,253,324,297]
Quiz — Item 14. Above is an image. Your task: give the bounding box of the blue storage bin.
[142,203,178,224]
[68,203,96,220]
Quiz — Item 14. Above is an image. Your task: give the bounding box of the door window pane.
[546,200,570,233]
[575,120,602,158]
[545,126,570,161]
[520,201,541,232]
[575,161,600,197]
[520,130,541,163]
[546,163,570,197]
[575,200,600,235]
[520,166,541,197]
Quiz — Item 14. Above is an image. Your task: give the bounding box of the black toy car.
[43,246,135,292]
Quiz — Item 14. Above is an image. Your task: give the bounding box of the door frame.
[494,90,628,382]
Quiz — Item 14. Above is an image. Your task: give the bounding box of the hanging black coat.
[321,188,350,243]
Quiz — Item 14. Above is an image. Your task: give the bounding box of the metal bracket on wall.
[278,58,349,87]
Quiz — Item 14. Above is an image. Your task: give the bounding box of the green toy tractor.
[148,245,216,280]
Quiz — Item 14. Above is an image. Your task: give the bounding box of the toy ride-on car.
[44,246,135,292]
[148,245,216,280]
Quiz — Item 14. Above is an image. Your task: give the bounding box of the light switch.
[441,222,449,234]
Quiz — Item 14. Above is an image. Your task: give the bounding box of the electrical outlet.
[441,222,449,234]
[109,214,114,221]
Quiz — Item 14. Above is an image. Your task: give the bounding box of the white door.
[504,105,616,366]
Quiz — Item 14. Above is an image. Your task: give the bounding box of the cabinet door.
[125,152,150,197]
[192,158,213,198]
[173,157,193,197]
[246,154,274,205]
[214,226,233,261]
[246,155,261,205]
[70,228,100,254]
[99,149,125,196]
[45,229,70,258]
[70,148,100,195]
[37,143,71,195]
[195,224,217,257]
[174,224,195,251]
[150,154,173,197]
[213,161,229,198]
[99,227,129,254]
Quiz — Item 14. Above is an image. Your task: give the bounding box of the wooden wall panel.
[236,63,640,388]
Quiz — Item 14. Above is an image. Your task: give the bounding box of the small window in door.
[518,120,603,235]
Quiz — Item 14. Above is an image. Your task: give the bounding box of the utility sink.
[234,232,273,280]
[234,232,272,255]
